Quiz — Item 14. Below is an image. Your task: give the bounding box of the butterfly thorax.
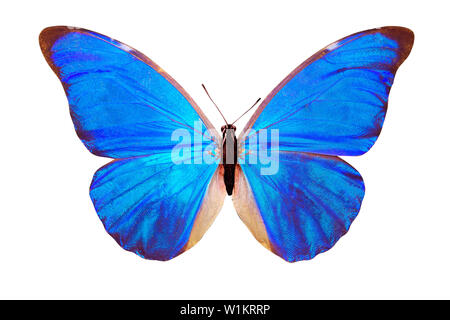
[221,124,237,196]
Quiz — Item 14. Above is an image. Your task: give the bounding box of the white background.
[1,0,449,299]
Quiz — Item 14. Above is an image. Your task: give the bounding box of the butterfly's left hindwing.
[90,155,226,260]
[40,26,224,260]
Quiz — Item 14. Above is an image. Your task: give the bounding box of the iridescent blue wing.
[234,27,413,262]
[233,153,364,262]
[40,26,225,260]
[240,26,414,156]
[90,154,226,261]
[40,26,219,158]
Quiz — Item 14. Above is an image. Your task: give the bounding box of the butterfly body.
[221,124,238,195]
[40,26,413,262]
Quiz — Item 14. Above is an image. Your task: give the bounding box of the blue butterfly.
[39,26,413,262]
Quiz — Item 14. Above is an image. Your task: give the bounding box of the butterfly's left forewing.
[40,26,219,158]
[40,26,225,260]
[234,27,414,262]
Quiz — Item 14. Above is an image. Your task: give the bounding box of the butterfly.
[39,26,413,262]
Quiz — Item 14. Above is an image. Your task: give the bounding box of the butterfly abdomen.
[221,124,237,195]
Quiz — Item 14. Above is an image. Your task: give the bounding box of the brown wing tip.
[39,26,74,53]
[39,26,81,75]
[379,26,415,61]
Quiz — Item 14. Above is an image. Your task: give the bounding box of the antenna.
[231,97,261,125]
[201,84,229,125]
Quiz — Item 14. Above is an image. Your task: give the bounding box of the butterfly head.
[221,124,236,133]
[221,124,236,138]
